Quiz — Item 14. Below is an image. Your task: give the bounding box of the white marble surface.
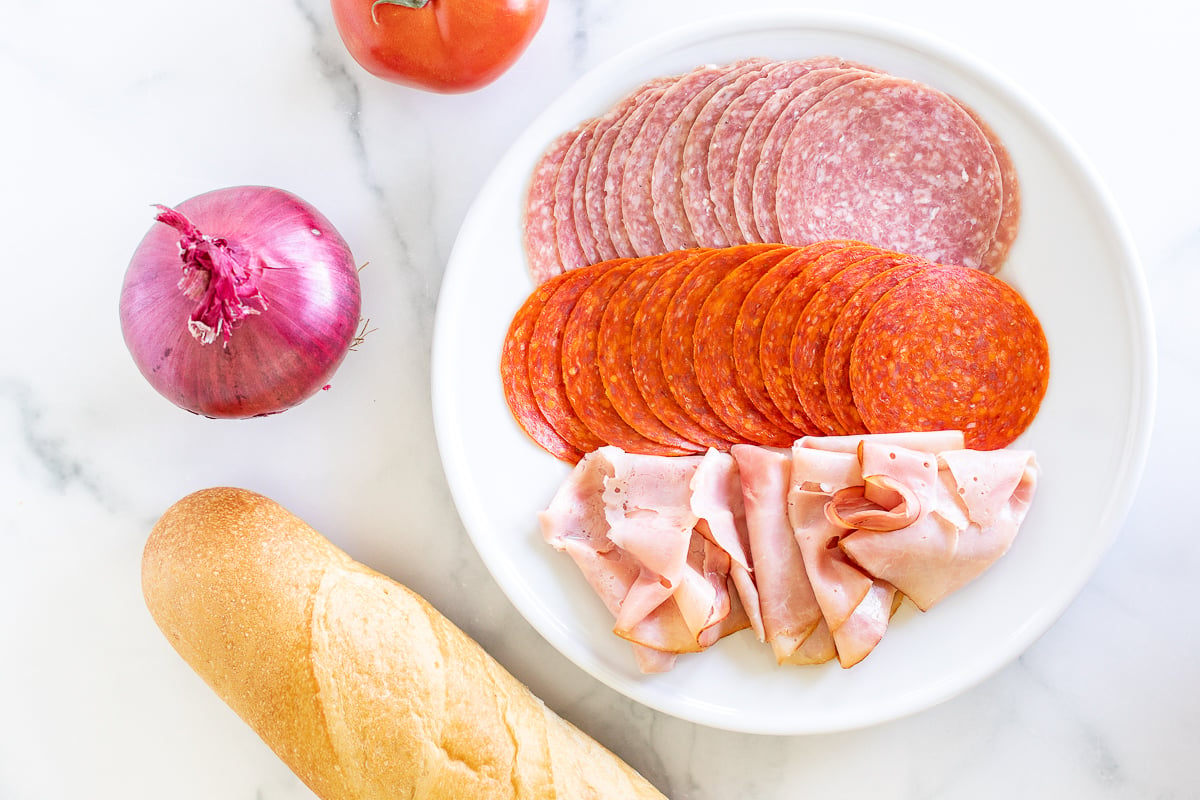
[0,0,1194,797]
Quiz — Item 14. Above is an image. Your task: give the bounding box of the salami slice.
[693,246,800,445]
[653,59,767,252]
[789,251,927,435]
[553,120,601,272]
[598,251,708,453]
[562,260,699,456]
[732,67,864,243]
[622,65,729,256]
[680,64,773,248]
[732,239,864,433]
[523,129,576,285]
[776,75,1004,269]
[823,261,932,434]
[759,244,885,433]
[707,58,871,247]
[631,251,735,450]
[956,98,1021,273]
[751,68,874,244]
[663,244,784,443]
[583,78,675,263]
[527,261,619,454]
[604,81,673,259]
[499,277,584,462]
[849,265,1049,450]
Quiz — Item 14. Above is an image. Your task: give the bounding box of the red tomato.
[331,0,548,93]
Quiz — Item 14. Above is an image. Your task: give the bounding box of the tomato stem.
[371,0,429,23]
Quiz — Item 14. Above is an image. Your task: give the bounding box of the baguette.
[142,487,667,800]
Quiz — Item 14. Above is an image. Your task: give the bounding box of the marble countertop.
[2,0,1195,797]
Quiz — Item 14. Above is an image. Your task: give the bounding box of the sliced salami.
[631,252,736,450]
[653,59,768,252]
[553,120,600,271]
[680,64,774,247]
[621,65,729,256]
[775,75,1004,269]
[759,243,884,433]
[732,67,864,243]
[823,260,932,434]
[598,251,708,453]
[751,68,875,244]
[562,260,698,456]
[604,81,673,259]
[849,265,1049,450]
[956,98,1020,273]
[732,239,863,433]
[789,251,928,435]
[522,128,576,285]
[693,246,801,445]
[527,260,619,454]
[499,276,585,462]
[707,58,871,247]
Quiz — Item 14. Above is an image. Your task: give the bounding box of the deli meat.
[523,56,1019,284]
[540,433,1039,672]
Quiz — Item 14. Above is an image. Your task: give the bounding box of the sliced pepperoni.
[632,251,734,450]
[563,260,698,456]
[527,261,621,454]
[653,59,768,252]
[622,65,729,256]
[693,246,800,445]
[523,128,575,285]
[598,251,708,452]
[499,277,584,462]
[776,75,1003,269]
[759,243,885,433]
[663,244,784,443]
[849,265,1049,450]
[823,261,932,434]
[751,68,875,244]
[789,251,928,435]
[732,67,857,243]
[733,240,867,434]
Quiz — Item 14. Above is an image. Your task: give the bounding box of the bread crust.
[142,487,667,800]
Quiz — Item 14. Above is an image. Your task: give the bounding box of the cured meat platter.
[431,11,1154,733]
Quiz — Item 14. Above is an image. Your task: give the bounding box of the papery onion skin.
[119,186,362,419]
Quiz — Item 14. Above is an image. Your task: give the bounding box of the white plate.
[432,11,1156,734]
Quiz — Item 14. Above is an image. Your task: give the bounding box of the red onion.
[119,186,362,418]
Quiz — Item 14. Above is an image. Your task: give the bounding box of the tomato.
[331,0,548,93]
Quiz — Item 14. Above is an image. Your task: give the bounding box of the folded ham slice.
[837,442,1039,611]
[539,431,1039,673]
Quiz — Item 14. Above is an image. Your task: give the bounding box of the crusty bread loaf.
[142,487,667,800]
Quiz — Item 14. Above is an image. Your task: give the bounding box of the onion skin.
[120,186,362,419]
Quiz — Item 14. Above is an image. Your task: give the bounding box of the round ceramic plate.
[431,11,1155,734]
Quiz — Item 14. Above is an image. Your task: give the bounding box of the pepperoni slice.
[693,246,800,445]
[526,261,621,454]
[754,243,883,433]
[823,261,932,434]
[598,251,709,452]
[663,244,784,443]
[790,251,928,435]
[563,260,697,456]
[849,265,1049,450]
[632,252,735,450]
[499,277,584,462]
